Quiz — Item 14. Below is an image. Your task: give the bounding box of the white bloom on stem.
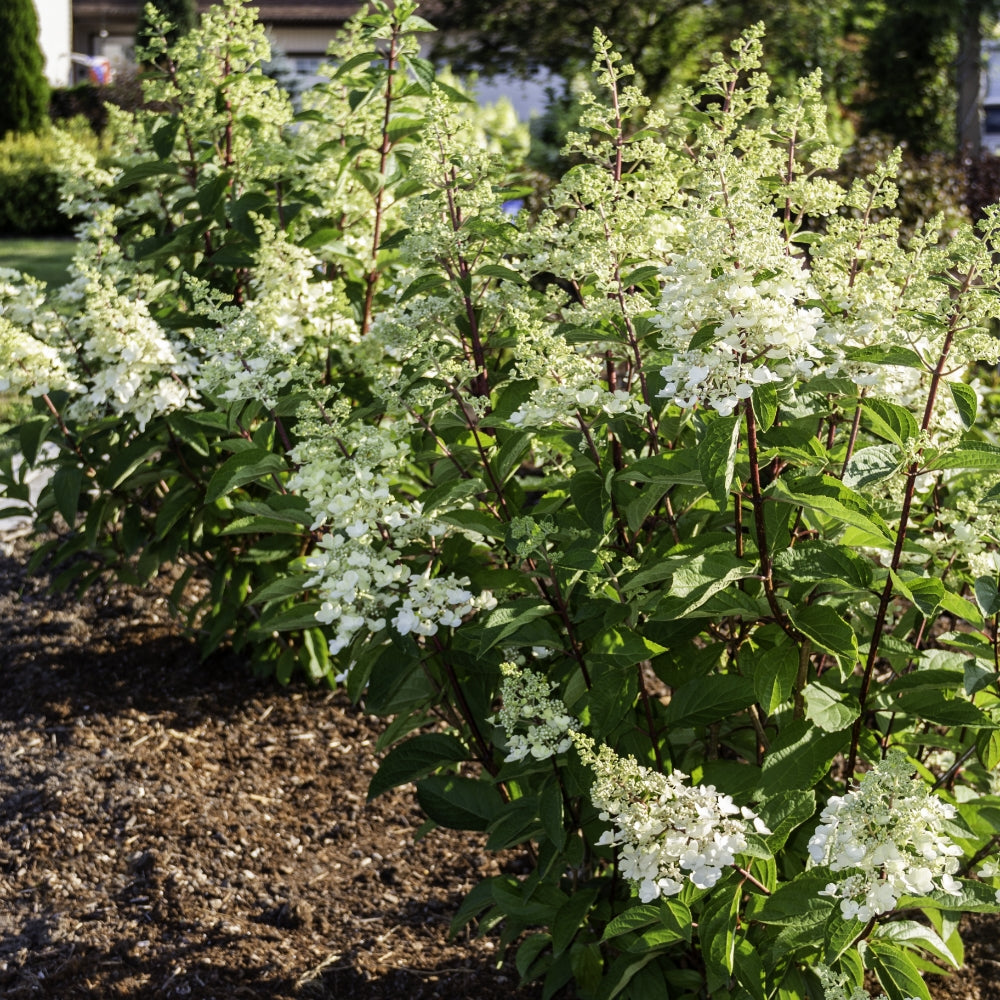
[573,734,767,902]
[491,663,578,763]
[808,751,963,922]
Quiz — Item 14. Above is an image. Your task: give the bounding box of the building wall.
[35,0,73,86]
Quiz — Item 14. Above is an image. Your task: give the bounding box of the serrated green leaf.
[950,381,978,429]
[864,941,932,1000]
[205,448,286,502]
[416,774,504,831]
[880,919,961,970]
[791,604,858,661]
[930,442,1000,471]
[759,721,850,796]
[803,681,860,732]
[975,575,1000,617]
[478,599,553,655]
[843,443,902,490]
[862,397,921,446]
[662,674,754,728]
[699,414,740,507]
[755,872,838,925]
[752,383,779,431]
[367,732,468,801]
[747,643,799,715]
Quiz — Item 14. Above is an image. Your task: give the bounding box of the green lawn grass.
[0,237,75,287]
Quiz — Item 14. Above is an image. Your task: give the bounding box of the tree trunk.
[957,0,984,158]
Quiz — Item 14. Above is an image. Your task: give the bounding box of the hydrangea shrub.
[3,4,1000,998]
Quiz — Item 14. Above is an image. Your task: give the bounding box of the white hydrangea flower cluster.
[63,273,197,430]
[573,734,768,902]
[0,266,196,428]
[654,253,831,416]
[289,422,496,656]
[491,662,578,763]
[808,751,963,922]
[509,382,651,428]
[816,964,916,1000]
[195,226,354,408]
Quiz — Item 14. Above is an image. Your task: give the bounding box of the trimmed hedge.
[0,124,100,236]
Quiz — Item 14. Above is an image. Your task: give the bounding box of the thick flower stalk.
[808,752,963,921]
[574,734,767,902]
[492,662,578,763]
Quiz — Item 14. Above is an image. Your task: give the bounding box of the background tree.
[137,0,197,50]
[0,0,49,137]
[430,0,709,100]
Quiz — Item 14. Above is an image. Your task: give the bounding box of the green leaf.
[367,733,468,800]
[494,429,532,483]
[930,442,1000,471]
[486,799,544,850]
[842,444,902,490]
[752,383,779,432]
[978,730,1000,769]
[552,889,599,955]
[965,659,996,696]
[880,919,961,970]
[478,263,525,284]
[416,774,504,831]
[790,604,858,661]
[18,416,50,466]
[950,382,978,429]
[756,789,815,850]
[746,643,799,715]
[662,674,754,728]
[699,881,741,990]
[759,720,850,796]
[648,549,753,617]
[846,345,925,369]
[863,940,932,1000]
[570,469,607,533]
[252,602,323,633]
[331,49,380,78]
[823,910,865,965]
[699,414,740,507]
[975,576,1000,617]
[772,542,873,589]
[51,465,84,525]
[755,873,838,925]
[772,478,893,541]
[515,933,550,979]
[600,904,661,942]
[872,687,994,727]
[862,397,920,445]
[622,264,661,287]
[205,448,286,502]
[478,599,554,655]
[399,271,448,303]
[116,159,177,187]
[803,681,860,733]
[151,117,181,158]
